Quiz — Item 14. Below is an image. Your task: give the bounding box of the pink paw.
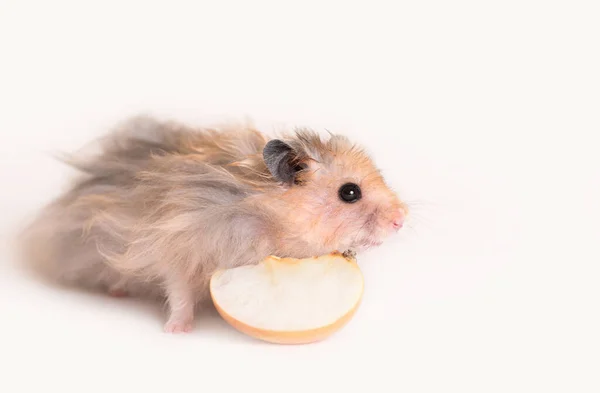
[108,288,128,298]
[164,319,194,333]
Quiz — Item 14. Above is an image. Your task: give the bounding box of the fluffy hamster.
[20,115,408,333]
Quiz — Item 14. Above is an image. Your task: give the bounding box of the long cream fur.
[19,115,405,332]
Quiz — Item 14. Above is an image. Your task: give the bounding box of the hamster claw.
[164,318,194,334]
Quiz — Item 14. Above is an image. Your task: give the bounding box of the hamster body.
[21,115,407,333]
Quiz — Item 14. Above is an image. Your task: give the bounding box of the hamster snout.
[391,208,405,231]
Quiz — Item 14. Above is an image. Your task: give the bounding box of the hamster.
[20,115,408,333]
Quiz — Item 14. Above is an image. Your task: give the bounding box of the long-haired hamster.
[20,115,408,333]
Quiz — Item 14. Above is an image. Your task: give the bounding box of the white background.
[1,0,598,392]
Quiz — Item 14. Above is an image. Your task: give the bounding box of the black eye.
[338,183,362,203]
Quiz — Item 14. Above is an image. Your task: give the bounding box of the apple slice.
[209,251,364,344]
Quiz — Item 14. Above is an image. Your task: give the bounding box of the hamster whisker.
[350,210,377,247]
[405,222,421,237]
[405,213,433,231]
[403,198,440,206]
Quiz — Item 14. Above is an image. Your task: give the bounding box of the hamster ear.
[263,139,305,185]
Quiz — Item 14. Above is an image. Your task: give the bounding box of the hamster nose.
[391,209,405,231]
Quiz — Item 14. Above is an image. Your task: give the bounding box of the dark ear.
[263,139,304,185]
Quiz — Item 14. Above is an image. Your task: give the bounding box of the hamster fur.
[20,115,408,333]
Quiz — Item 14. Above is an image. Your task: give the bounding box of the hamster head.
[263,129,407,254]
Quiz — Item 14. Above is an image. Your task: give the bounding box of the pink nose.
[391,209,405,231]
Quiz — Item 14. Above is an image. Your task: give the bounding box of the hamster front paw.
[342,249,357,260]
[107,288,129,297]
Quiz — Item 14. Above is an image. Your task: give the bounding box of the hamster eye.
[338,183,362,203]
